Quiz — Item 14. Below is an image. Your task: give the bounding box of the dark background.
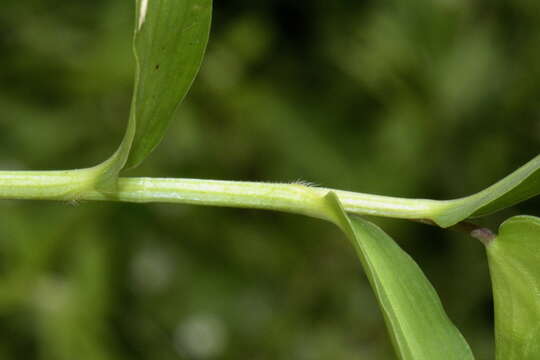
[0,0,539,359]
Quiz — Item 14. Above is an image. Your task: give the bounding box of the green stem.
[0,169,445,221]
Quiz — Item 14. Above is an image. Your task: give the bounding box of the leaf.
[432,154,540,227]
[97,0,212,187]
[323,192,474,360]
[486,215,540,360]
[125,0,212,169]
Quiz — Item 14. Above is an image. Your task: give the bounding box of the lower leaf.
[323,192,474,360]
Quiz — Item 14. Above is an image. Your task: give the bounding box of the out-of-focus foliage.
[0,0,538,359]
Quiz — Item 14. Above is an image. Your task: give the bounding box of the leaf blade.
[324,192,474,360]
[487,215,540,360]
[92,0,211,189]
[432,154,540,227]
[125,0,212,169]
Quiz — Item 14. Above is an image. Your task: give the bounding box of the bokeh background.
[0,0,539,359]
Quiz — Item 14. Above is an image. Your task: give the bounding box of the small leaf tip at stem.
[450,221,496,245]
[470,228,496,246]
[417,219,496,245]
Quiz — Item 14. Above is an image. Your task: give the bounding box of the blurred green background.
[0,0,539,359]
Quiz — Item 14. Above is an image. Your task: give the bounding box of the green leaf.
[97,0,212,187]
[486,215,540,360]
[124,0,212,169]
[323,192,474,360]
[58,0,211,191]
[432,154,540,227]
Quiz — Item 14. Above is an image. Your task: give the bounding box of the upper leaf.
[93,0,211,189]
[122,0,212,169]
[93,0,212,190]
[486,215,540,360]
[432,154,540,227]
[323,192,474,360]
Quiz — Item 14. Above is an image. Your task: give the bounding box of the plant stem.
[0,170,445,221]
